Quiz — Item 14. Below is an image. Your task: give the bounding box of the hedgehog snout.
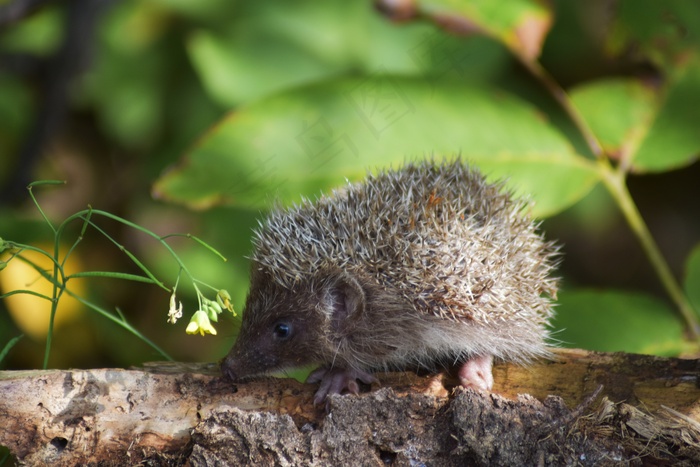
[220,355,239,381]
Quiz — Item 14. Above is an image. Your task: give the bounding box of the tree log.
[1,349,699,465]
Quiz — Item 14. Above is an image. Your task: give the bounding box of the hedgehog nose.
[221,357,238,382]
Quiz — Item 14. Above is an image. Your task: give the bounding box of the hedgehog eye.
[273,322,292,340]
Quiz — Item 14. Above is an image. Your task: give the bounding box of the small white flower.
[167,291,183,324]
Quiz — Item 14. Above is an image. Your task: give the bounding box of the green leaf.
[553,289,685,356]
[631,60,700,173]
[417,0,553,60]
[684,243,700,317]
[569,78,657,161]
[187,27,344,108]
[186,1,415,107]
[186,0,511,107]
[474,155,599,217]
[153,76,598,218]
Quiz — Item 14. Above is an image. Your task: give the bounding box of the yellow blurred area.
[0,245,87,341]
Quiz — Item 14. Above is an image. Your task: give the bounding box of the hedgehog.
[221,159,559,404]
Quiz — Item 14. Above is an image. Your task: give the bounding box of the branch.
[1,349,699,465]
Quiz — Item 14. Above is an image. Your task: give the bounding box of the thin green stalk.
[7,253,64,294]
[63,215,169,292]
[45,238,62,368]
[73,209,197,289]
[599,160,700,337]
[515,56,604,159]
[1,334,23,364]
[54,208,224,293]
[27,181,65,235]
[1,289,54,301]
[162,233,228,262]
[193,283,204,311]
[9,243,62,269]
[61,207,92,269]
[67,271,158,283]
[193,278,221,293]
[46,233,70,368]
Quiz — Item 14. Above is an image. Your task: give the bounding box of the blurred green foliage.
[0,0,699,370]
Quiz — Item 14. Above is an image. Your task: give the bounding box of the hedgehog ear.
[328,273,365,330]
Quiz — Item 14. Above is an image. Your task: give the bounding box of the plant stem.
[44,239,61,368]
[517,54,699,339]
[599,159,700,338]
[516,58,604,159]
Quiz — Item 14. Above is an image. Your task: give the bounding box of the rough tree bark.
[1,349,699,466]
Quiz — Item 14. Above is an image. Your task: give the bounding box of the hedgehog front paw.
[457,354,494,391]
[306,366,378,406]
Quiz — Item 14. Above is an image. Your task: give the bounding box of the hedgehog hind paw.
[307,366,377,406]
[458,354,494,391]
